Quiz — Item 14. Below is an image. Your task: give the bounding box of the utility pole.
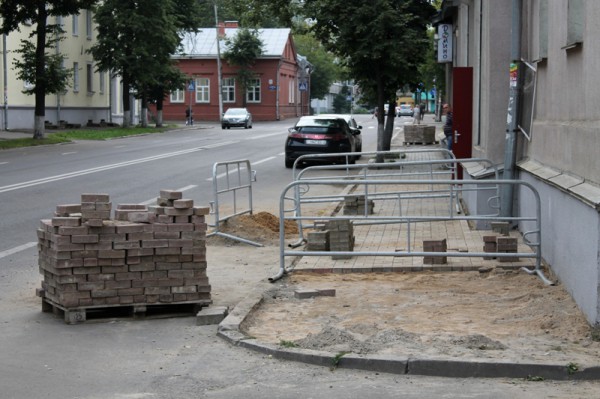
[214,2,224,119]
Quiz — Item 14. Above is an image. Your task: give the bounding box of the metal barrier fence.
[271,178,550,285]
[289,150,500,248]
[207,159,262,247]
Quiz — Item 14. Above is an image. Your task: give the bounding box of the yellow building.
[0,12,131,130]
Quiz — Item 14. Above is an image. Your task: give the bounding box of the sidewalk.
[213,121,600,381]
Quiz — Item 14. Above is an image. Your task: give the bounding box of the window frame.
[195,77,210,103]
[73,62,79,92]
[246,78,261,103]
[222,77,235,103]
[170,88,185,103]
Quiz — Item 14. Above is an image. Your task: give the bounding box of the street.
[1,115,599,398]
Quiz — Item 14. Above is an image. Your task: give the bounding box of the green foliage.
[303,0,436,151]
[567,362,579,375]
[279,340,298,348]
[223,28,264,105]
[197,0,302,28]
[330,351,350,371]
[12,25,72,96]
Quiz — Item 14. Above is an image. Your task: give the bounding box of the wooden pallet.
[42,298,212,324]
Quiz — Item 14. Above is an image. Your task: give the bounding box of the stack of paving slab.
[306,220,355,260]
[343,195,375,215]
[403,125,436,144]
[36,190,211,323]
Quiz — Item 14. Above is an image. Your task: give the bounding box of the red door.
[451,67,473,179]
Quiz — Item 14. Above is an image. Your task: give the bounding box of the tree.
[222,28,264,107]
[304,0,436,160]
[0,0,96,139]
[90,0,201,127]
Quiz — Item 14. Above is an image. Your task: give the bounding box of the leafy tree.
[332,85,351,114]
[90,0,201,127]
[0,0,96,139]
[303,0,436,159]
[222,28,264,107]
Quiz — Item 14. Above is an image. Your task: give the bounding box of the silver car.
[221,108,252,129]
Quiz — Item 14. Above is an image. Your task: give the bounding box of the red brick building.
[160,23,308,123]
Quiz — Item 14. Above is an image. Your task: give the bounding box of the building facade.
[436,0,600,326]
[164,23,306,123]
[0,11,132,131]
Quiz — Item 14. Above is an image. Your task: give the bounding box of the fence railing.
[207,159,262,247]
[271,178,550,285]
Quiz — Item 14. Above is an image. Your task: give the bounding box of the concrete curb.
[216,286,600,381]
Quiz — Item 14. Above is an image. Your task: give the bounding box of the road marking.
[139,185,198,205]
[0,141,238,194]
[61,152,78,155]
[0,161,8,165]
[0,242,37,259]
[205,156,276,181]
[246,132,283,140]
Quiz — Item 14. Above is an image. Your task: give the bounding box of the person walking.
[412,104,421,125]
[443,103,453,152]
[419,102,425,121]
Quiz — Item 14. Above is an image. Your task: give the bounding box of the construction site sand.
[207,212,600,368]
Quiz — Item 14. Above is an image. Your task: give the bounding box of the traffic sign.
[299,82,308,91]
[187,80,195,91]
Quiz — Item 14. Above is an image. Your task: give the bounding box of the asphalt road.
[2,115,598,398]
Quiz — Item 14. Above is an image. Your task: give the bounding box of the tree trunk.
[33,4,48,140]
[122,73,131,128]
[382,99,396,151]
[155,96,164,127]
[140,94,148,128]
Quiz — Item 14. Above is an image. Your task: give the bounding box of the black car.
[221,108,252,129]
[284,116,361,168]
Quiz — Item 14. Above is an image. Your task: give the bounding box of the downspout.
[275,59,281,120]
[501,0,522,217]
[2,33,7,130]
[55,18,61,126]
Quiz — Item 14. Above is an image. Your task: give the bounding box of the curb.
[217,285,600,381]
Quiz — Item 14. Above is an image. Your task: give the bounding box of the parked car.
[221,108,252,129]
[397,104,414,117]
[284,115,361,168]
[317,114,363,152]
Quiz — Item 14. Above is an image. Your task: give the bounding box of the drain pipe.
[500,0,522,218]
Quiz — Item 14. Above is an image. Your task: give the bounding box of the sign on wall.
[437,24,453,63]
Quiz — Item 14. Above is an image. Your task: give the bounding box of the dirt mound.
[207,211,299,246]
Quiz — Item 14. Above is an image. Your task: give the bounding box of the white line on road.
[0,161,8,165]
[0,141,238,194]
[139,185,198,205]
[205,156,276,181]
[0,242,37,259]
[246,132,284,140]
[61,152,78,155]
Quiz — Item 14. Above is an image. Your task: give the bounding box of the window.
[86,63,94,93]
[195,78,209,103]
[565,0,583,48]
[72,13,79,36]
[98,70,105,94]
[170,88,185,103]
[222,78,235,102]
[246,78,261,103]
[73,62,79,92]
[86,10,93,39]
[288,79,295,103]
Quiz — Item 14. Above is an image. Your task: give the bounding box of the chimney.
[224,21,239,28]
[217,22,225,38]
